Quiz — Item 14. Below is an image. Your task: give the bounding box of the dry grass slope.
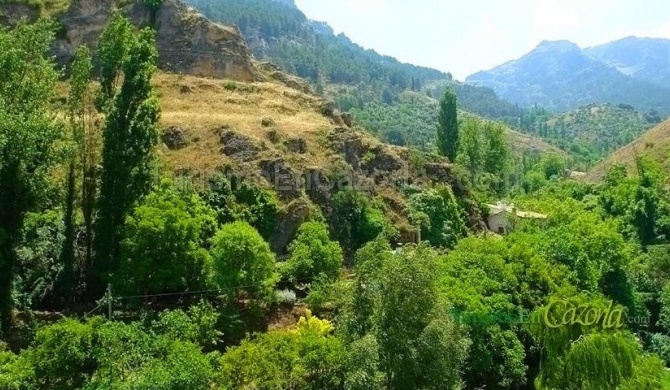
[155,72,338,175]
[585,118,670,182]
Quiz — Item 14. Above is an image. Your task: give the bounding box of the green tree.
[530,296,643,390]
[284,221,344,283]
[437,88,459,160]
[408,185,466,249]
[27,318,97,389]
[456,117,483,176]
[375,245,469,389]
[0,21,62,335]
[210,221,278,303]
[59,45,94,301]
[116,181,217,295]
[93,14,161,295]
[219,312,346,389]
[331,189,393,257]
[482,121,509,185]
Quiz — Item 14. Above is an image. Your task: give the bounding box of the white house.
[486,202,547,235]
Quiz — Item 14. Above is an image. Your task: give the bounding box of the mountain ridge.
[467,38,670,115]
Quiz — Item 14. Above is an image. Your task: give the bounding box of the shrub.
[210,221,278,304]
[284,221,343,283]
[116,181,217,295]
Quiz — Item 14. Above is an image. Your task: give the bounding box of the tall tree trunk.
[0,233,14,337]
[59,160,77,304]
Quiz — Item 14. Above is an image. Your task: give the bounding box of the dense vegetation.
[507,103,660,164]
[3,9,670,390]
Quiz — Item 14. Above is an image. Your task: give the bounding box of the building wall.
[487,212,511,234]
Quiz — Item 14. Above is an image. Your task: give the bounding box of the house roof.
[486,202,547,220]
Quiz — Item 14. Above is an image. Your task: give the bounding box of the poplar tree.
[59,46,94,300]
[437,88,459,161]
[92,13,160,294]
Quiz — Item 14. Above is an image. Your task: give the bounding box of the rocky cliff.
[2,0,258,81]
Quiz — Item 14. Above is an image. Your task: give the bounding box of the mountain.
[586,37,670,90]
[1,0,258,80]
[183,0,528,121]
[466,40,670,115]
[586,117,670,181]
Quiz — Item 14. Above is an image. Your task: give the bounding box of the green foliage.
[151,301,222,350]
[204,173,280,239]
[210,221,278,303]
[0,19,62,334]
[341,243,470,389]
[60,44,94,301]
[94,13,161,290]
[116,181,216,295]
[283,221,343,283]
[530,296,644,390]
[510,104,656,163]
[408,185,466,249]
[599,158,670,245]
[330,189,394,257]
[219,312,346,390]
[14,210,65,309]
[27,318,96,389]
[437,88,459,160]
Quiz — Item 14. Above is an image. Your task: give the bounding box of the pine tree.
[437,88,459,160]
[92,14,161,296]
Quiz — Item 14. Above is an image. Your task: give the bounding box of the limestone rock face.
[0,3,39,26]
[51,0,258,80]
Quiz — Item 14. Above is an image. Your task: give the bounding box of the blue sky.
[294,0,670,80]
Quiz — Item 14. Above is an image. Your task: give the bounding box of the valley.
[1,0,670,389]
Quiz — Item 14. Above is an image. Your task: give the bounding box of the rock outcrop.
[47,0,258,80]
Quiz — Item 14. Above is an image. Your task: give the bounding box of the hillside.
[586,117,670,181]
[150,71,488,246]
[182,0,526,121]
[586,37,670,90]
[467,40,670,115]
[512,103,659,165]
[348,89,562,158]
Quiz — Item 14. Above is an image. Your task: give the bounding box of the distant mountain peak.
[271,0,296,8]
[466,37,670,114]
[534,40,581,53]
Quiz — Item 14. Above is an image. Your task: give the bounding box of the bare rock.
[327,127,366,169]
[259,158,300,200]
[361,147,404,173]
[0,3,39,27]
[219,128,258,160]
[161,126,188,150]
[53,0,258,80]
[268,198,314,254]
[261,117,275,127]
[284,136,308,154]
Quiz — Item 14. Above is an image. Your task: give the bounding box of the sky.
[294,0,670,80]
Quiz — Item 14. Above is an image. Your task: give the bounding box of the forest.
[2,4,670,390]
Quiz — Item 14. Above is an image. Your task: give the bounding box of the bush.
[274,289,297,305]
[283,221,343,283]
[204,173,279,239]
[408,185,466,249]
[331,189,393,256]
[219,312,346,389]
[210,221,278,303]
[116,181,217,295]
[151,301,222,350]
[27,318,97,389]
